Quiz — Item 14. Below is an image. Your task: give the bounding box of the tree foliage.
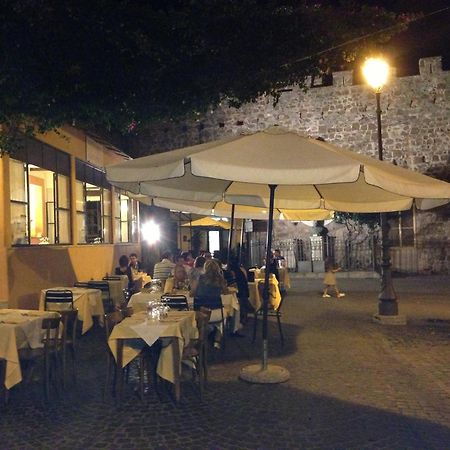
[0,0,411,147]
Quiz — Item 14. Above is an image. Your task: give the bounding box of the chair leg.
[71,346,77,386]
[44,352,50,401]
[62,346,67,389]
[104,354,113,400]
[139,357,145,401]
[276,313,284,347]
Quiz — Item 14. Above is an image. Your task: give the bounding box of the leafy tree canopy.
[0,0,412,146]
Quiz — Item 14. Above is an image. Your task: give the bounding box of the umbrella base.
[239,364,290,384]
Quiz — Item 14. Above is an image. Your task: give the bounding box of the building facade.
[0,126,142,308]
[124,56,450,273]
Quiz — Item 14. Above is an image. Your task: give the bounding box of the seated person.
[115,254,134,291]
[191,259,229,347]
[188,256,206,288]
[129,253,144,272]
[153,251,175,282]
[167,263,188,292]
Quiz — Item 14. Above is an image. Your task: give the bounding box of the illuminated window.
[75,159,112,244]
[113,192,138,243]
[9,137,71,246]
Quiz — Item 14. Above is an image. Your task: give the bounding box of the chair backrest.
[60,310,78,346]
[104,311,123,340]
[161,294,189,311]
[88,281,110,293]
[103,276,122,281]
[74,281,89,288]
[41,316,61,350]
[193,296,223,311]
[45,290,74,311]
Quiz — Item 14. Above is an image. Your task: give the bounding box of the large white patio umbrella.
[107,126,450,383]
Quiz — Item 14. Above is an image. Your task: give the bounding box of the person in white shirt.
[153,251,175,282]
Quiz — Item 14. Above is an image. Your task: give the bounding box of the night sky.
[367,0,450,74]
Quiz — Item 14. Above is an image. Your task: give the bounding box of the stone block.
[419,56,442,76]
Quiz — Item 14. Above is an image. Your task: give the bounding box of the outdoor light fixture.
[362,57,398,316]
[141,220,160,245]
[362,58,389,93]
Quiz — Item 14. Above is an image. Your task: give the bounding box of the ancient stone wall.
[128,57,450,272]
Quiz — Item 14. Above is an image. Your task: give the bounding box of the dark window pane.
[75,159,85,181]
[57,151,70,176]
[42,145,57,172]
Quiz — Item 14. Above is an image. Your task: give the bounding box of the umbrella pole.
[226,203,235,266]
[239,185,290,384]
[238,219,245,265]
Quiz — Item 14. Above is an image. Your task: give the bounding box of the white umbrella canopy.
[107,126,450,212]
[134,196,334,221]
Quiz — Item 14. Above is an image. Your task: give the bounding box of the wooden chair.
[59,310,78,388]
[194,296,226,349]
[19,316,61,401]
[88,281,113,312]
[44,289,74,312]
[161,294,189,311]
[252,282,285,346]
[181,307,211,399]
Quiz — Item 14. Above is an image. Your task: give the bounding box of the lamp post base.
[378,299,398,316]
[373,313,406,326]
[239,364,290,384]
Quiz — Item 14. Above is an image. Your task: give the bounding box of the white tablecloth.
[108,310,198,383]
[128,290,241,332]
[39,287,104,334]
[0,309,59,389]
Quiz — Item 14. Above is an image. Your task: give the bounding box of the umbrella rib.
[313,184,325,206]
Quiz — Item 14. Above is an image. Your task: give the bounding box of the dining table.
[0,309,60,389]
[250,267,291,290]
[248,274,282,311]
[39,286,104,334]
[108,310,198,385]
[128,288,241,332]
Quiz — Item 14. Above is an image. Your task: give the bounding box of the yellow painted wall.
[8,243,140,309]
[2,125,139,308]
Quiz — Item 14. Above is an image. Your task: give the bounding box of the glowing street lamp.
[141,220,160,245]
[362,57,398,316]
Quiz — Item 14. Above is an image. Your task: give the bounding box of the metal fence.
[247,234,449,274]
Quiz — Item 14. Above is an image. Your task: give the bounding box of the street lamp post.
[362,58,398,316]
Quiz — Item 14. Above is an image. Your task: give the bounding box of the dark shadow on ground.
[2,322,450,450]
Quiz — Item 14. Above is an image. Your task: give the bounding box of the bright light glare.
[362,58,389,92]
[141,220,160,244]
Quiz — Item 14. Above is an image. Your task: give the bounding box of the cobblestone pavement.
[1,275,450,450]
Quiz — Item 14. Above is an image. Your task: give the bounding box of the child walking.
[323,257,345,298]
